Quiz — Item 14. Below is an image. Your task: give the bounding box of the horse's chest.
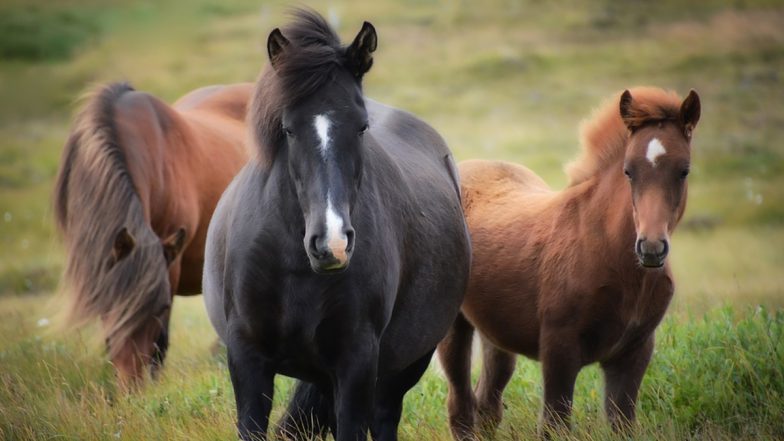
[241,274,373,364]
[579,283,671,363]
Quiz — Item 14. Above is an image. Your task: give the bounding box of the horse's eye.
[624,168,632,180]
[359,124,369,135]
[283,127,293,137]
[680,168,690,179]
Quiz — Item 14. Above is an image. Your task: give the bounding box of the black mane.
[249,8,351,166]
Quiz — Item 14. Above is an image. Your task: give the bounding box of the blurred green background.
[0,0,782,440]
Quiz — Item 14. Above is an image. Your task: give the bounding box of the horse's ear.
[619,90,638,131]
[110,227,135,266]
[267,28,290,70]
[162,227,186,266]
[680,89,701,137]
[346,21,377,79]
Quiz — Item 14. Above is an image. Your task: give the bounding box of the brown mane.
[249,8,347,166]
[54,82,169,358]
[565,87,682,186]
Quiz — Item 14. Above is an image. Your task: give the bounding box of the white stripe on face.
[325,193,348,262]
[646,138,667,166]
[314,114,347,263]
[314,114,331,159]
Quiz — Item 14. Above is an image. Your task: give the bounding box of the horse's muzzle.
[635,237,668,268]
[307,228,355,274]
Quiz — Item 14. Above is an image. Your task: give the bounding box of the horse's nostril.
[345,229,355,252]
[309,235,325,258]
[635,238,644,256]
[659,240,669,257]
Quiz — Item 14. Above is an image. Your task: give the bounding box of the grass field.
[1,0,783,439]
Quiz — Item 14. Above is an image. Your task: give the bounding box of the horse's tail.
[276,381,333,439]
[54,82,170,357]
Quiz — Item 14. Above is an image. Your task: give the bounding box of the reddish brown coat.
[438,87,701,439]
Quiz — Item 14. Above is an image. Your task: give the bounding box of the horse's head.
[263,18,377,274]
[104,226,185,388]
[620,89,700,268]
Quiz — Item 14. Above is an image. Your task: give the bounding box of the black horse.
[203,10,471,441]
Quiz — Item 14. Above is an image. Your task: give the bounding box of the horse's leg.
[601,335,654,431]
[227,336,275,441]
[276,381,333,440]
[332,337,378,441]
[539,329,581,436]
[150,301,172,380]
[152,264,181,379]
[475,337,516,436]
[371,348,435,441]
[436,312,478,441]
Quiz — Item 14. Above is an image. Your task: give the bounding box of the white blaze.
[646,138,667,166]
[325,193,347,261]
[314,114,348,261]
[314,114,331,159]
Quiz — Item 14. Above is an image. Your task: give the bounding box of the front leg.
[227,334,275,441]
[601,335,654,431]
[333,337,379,441]
[371,348,436,441]
[539,330,581,436]
[150,301,172,380]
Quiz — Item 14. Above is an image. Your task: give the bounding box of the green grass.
[0,0,783,439]
[1,297,782,440]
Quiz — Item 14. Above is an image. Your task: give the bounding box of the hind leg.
[276,381,334,440]
[371,348,435,441]
[436,312,477,441]
[475,337,516,437]
[601,335,654,431]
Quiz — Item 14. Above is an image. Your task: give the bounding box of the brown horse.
[438,87,701,439]
[54,82,252,388]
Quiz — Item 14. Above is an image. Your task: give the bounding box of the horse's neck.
[121,110,195,229]
[560,166,672,318]
[567,165,638,269]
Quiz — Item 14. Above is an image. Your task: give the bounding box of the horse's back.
[174,83,254,124]
[459,159,554,232]
[461,159,550,204]
[457,159,554,356]
[366,100,462,206]
[369,100,450,161]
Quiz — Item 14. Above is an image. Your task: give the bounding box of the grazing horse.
[438,87,701,439]
[203,10,471,441]
[54,82,252,388]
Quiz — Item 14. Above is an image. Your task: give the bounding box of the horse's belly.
[461,283,541,359]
